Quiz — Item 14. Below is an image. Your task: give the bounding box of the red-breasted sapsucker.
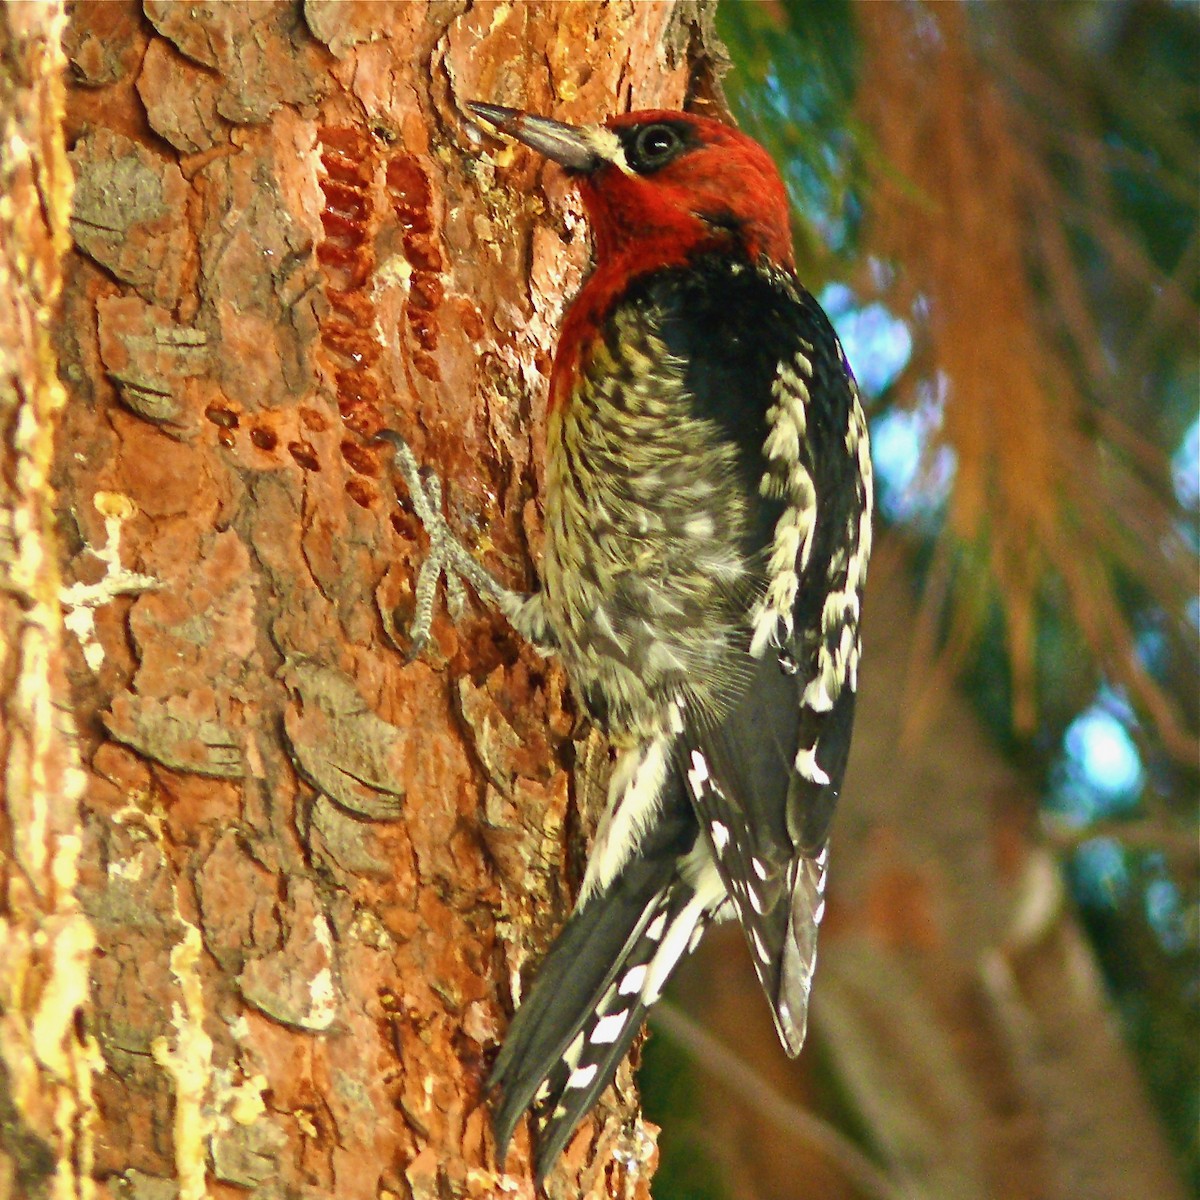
[379,102,873,1183]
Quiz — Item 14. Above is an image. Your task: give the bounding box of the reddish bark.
[47,3,722,1196]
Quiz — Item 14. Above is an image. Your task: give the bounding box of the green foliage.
[639,1027,727,1200]
[716,0,863,272]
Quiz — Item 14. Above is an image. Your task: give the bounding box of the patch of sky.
[817,283,960,525]
[1134,626,1167,676]
[1067,705,1143,799]
[1069,837,1129,909]
[867,378,958,524]
[1171,414,1198,511]
[1048,688,1145,829]
[1145,870,1189,954]
[1171,417,1200,549]
[870,411,920,521]
[820,283,913,398]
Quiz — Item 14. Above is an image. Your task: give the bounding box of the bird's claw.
[375,430,494,658]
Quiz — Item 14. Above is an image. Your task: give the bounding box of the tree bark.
[26,2,720,1197]
[0,4,97,1199]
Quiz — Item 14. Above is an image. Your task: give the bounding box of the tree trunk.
[18,2,720,1196]
[0,4,95,1199]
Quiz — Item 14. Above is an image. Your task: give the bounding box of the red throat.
[548,113,795,410]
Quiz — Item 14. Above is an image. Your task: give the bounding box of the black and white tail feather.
[489,618,851,1184]
[490,767,726,1181]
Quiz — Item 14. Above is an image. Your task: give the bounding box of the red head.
[468,104,795,408]
[468,104,795,276]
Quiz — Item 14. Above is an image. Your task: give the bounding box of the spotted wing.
[670,270,872,1055]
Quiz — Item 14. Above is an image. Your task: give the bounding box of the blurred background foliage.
[643,1,1199,1196]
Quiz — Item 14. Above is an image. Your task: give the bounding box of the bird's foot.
[374,430,505,660]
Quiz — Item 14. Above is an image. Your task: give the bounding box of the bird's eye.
[630,124,684,172]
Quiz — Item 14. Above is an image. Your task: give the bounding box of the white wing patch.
[797,387,872,717]
[643,850,726,1003]
[750,351,819,658]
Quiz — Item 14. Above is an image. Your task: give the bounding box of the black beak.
[466,102,602,173]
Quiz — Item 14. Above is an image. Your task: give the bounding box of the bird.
[376,100,873,1184]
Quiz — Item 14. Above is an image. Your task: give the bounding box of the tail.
[490,775,722,1182]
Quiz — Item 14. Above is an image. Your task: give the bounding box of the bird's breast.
[540,314,760,737]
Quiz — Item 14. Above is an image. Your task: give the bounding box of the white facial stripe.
[582,126,632,174]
